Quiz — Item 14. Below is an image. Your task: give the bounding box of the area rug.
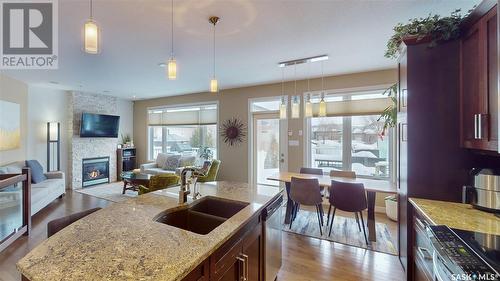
[282,208,397,255]
[75,182,137,203]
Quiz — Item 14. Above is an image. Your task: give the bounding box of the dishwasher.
[263,194,283,281]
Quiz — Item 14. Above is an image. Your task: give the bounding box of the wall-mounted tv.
[80,113,120,138]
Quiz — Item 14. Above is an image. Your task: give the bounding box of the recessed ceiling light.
[158,62,166,67]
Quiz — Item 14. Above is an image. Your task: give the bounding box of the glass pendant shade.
[305,100,313,118]
[167,58,177,80]
[318,96,327,117]
[291,96,300,119]
[279,98,287,120]
[84,20,99,54]
[210,79,218,93]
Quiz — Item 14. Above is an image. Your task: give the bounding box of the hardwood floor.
[0,191,404,281]
[278,232,405,281]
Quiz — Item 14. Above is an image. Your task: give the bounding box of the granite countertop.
[409,198,500,236]
[17,181,282,281]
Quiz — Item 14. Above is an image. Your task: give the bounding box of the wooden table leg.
[367,191,377,242]
[284,182,293,224]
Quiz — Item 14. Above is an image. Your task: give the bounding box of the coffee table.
[120,172,152,194]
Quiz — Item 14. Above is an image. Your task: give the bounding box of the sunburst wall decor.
[220,117,246,146]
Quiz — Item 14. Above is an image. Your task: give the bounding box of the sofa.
[0,161,65,216]
[140,153,197,175]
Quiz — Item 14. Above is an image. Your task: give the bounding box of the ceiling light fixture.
[278,55,328,68]
[318,61,327,117]
[291,64,300,119]
[167,0,177,80]
[84,0,100,54]
[304,64,313,118]
[209,16,220,93]
[280,68,287,120]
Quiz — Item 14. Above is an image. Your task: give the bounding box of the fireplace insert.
[82,157,110,187]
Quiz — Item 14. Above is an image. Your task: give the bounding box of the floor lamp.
[47,122,60,172]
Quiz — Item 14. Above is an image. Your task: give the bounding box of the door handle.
[474,114,479,139]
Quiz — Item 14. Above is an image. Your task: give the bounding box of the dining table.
[267,171,397,242]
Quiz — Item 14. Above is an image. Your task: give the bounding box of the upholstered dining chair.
[328,180,369,244]
[330,170,357,179]
[289,177,325,235]
[291,167,325,220]
[138,174,180,195]
[327,170,356,224]
[47,208,102,237]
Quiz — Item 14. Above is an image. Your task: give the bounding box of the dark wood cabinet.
[460,6,498,152]
[396,38,471,279]
[209,215,262,281]
[117,148,137,181]
[182,199,270,281]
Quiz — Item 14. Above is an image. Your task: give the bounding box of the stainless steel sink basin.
[154,197,249,235]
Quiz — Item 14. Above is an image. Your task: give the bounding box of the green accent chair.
[138,174,180,195]
[196,159,221,183]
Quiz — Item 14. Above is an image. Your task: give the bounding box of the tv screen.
[80,113,120,138]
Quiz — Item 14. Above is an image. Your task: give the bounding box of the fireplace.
[82,157,110,187]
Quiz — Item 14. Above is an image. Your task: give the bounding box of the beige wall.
[134,69,397,182]
[0,74,28,165]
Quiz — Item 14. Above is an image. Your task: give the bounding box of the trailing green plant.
[198,146,214,161]
[377,83,397,137]
[385,9,468,59]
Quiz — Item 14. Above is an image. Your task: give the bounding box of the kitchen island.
[17,181,282,281]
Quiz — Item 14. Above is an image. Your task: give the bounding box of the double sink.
[153,197,249,235]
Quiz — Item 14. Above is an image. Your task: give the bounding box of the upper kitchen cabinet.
[460,5,498,152]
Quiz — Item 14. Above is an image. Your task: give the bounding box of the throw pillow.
[163,155,181,171]
[155,153,169,167]
[178,156,196,168]
[25,160,47,184]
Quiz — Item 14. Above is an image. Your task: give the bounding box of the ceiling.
[1,0,479,100]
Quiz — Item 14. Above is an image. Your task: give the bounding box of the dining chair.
[328,180,369,244]
[327,170,356,224]
[289,177,325,235]
[293,167,325,220]
[330,170,357,179]
[47,208,102,237]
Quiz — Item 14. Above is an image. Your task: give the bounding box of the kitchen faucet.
[179,167,205,204]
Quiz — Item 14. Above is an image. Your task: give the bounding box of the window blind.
[148,105,217,126]
[311,97,392,117]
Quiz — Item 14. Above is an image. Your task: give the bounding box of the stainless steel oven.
[428,225,499,281]
[263,194,283,281]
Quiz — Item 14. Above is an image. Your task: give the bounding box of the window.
[307,87,392,179]
[310,115,390,178]
[147,104,217,162]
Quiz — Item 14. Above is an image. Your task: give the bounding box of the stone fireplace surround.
[68,92,120,189]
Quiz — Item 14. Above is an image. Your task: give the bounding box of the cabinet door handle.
[236,256,246,281]
[241,254,249,281]
[474,114,479,139]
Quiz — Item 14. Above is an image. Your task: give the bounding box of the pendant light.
[84,0,100,54]
[304,63,313,118]
[280,68,287,119]
[318,61,327,117]
[209,16,220,93]
[291,64,300,119]
[167,0,177,80]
